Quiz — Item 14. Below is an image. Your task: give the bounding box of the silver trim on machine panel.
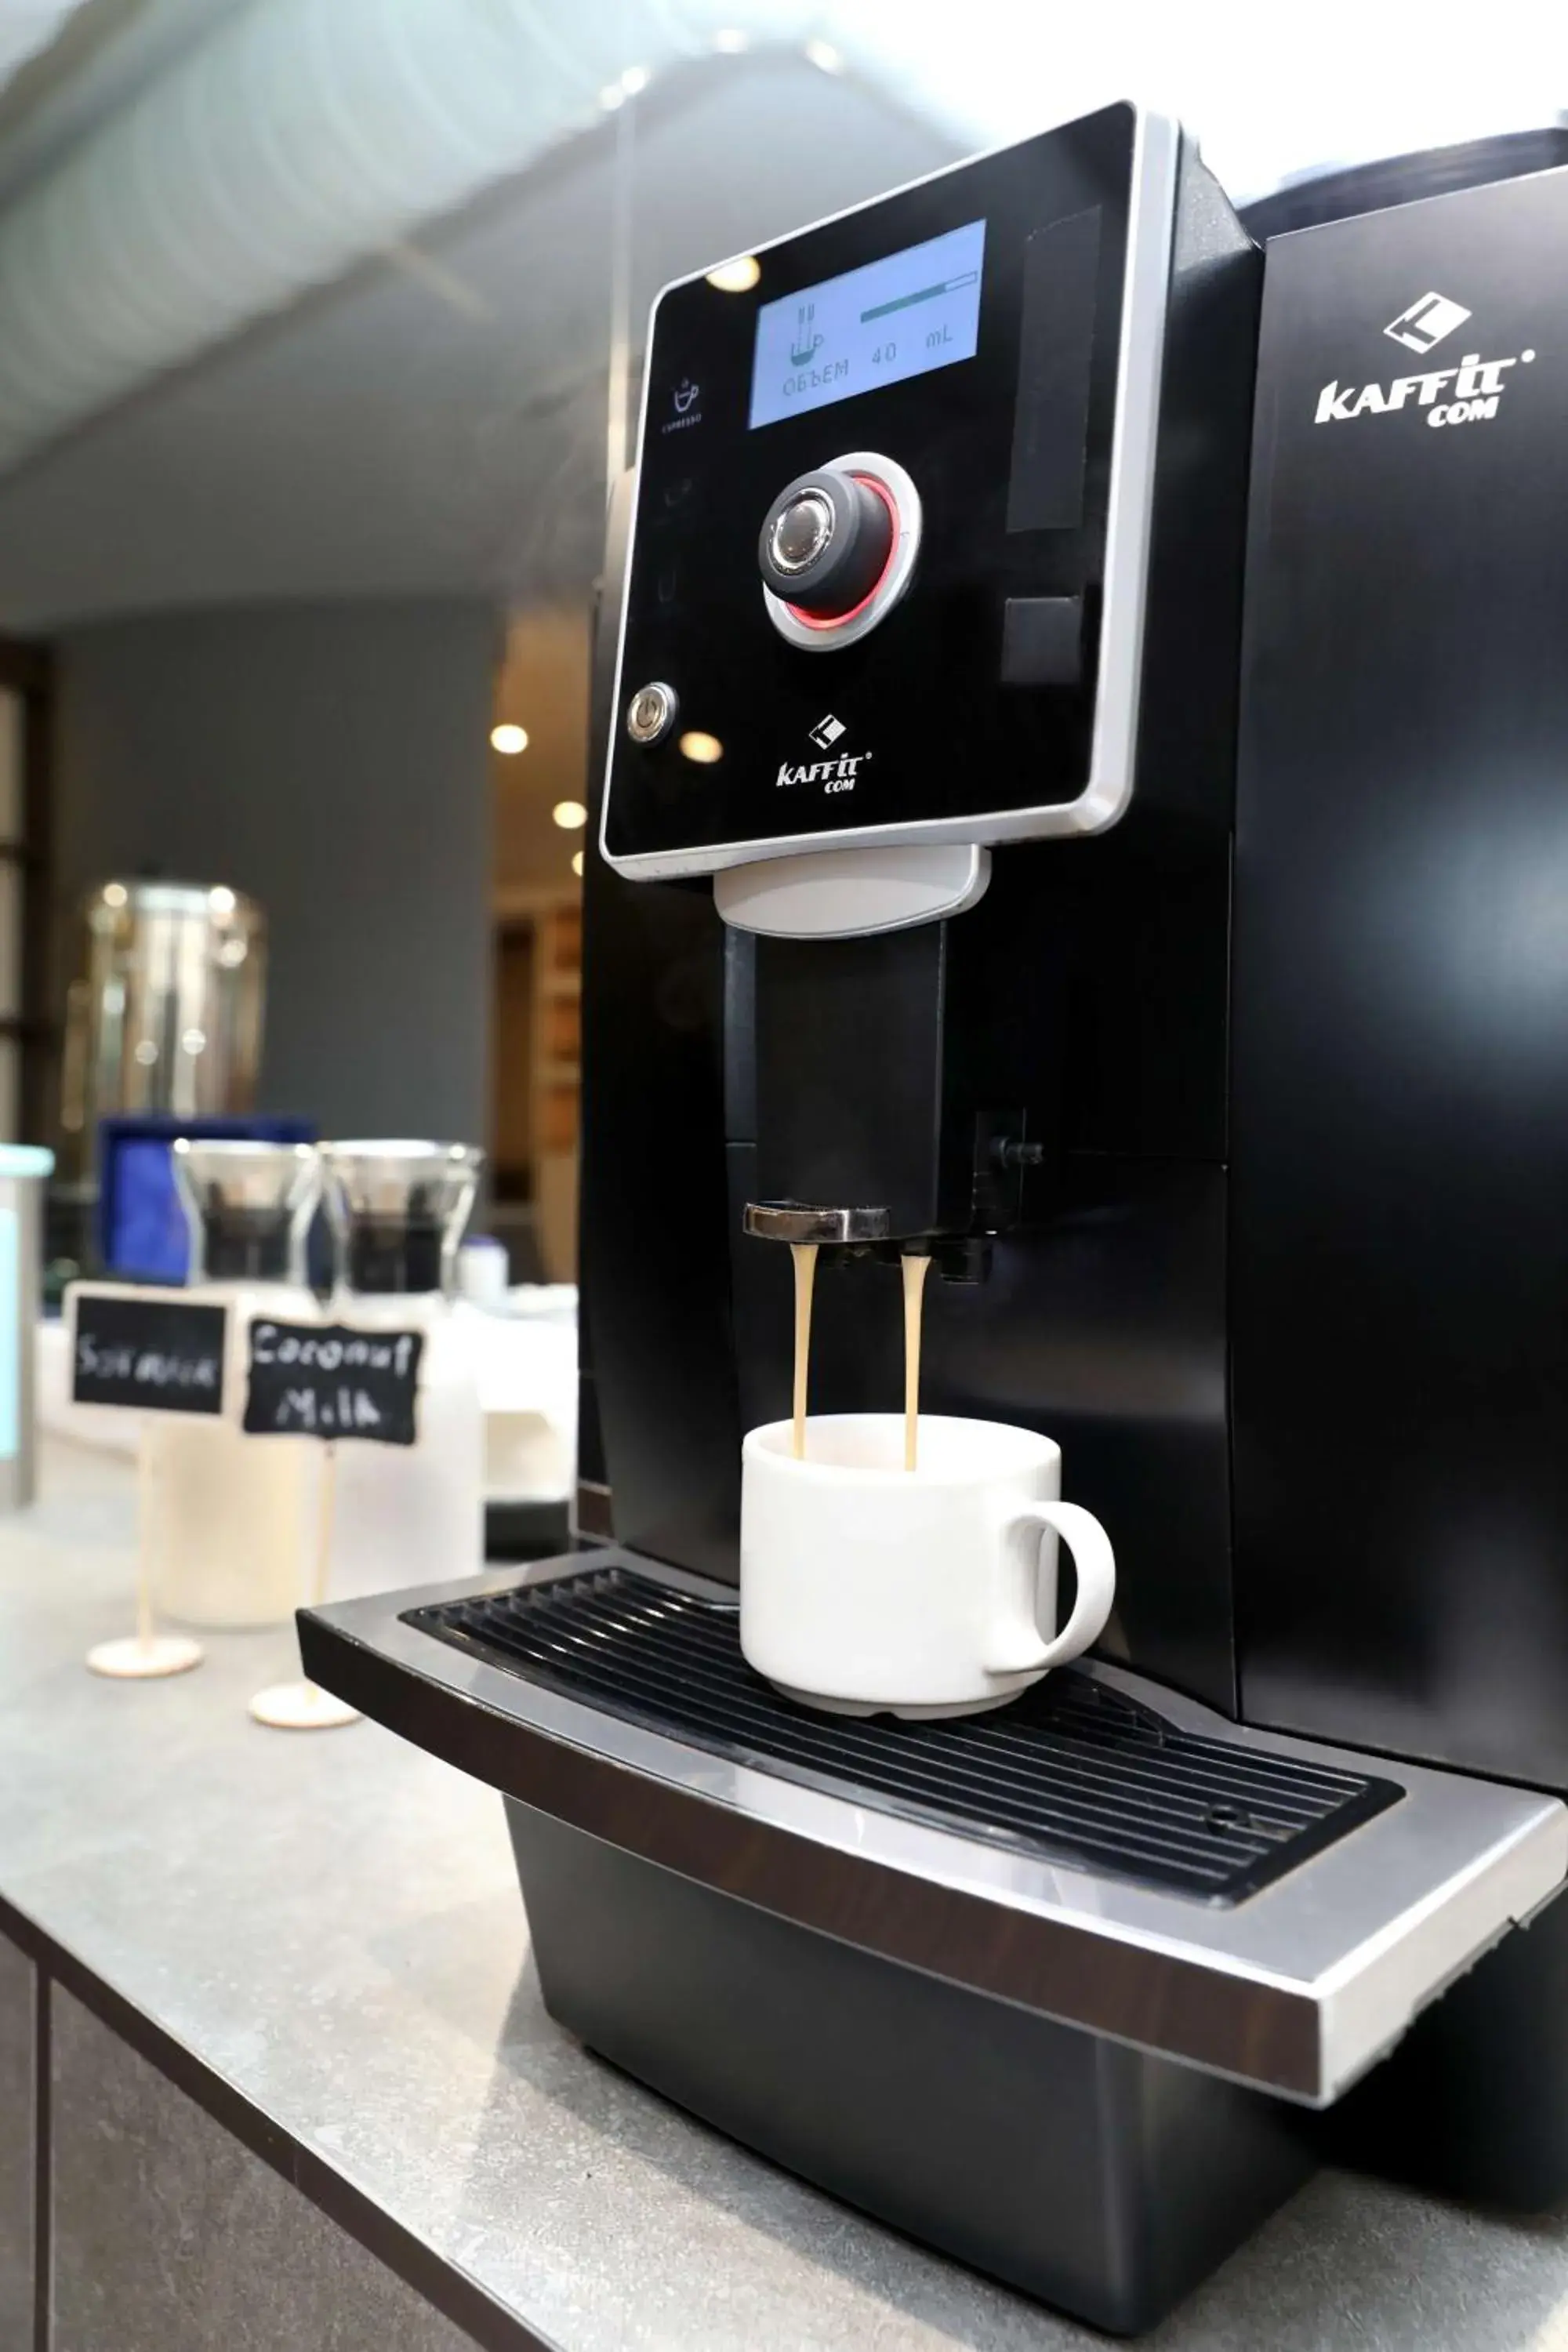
[714,844,991,937]
[601,105,1183,884]
[303,1551,1568,2107]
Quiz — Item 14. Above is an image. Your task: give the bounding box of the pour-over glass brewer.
[151,1138,320,1628]
[319,1140,485,1602]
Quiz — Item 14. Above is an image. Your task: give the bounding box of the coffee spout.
[742,1202,891,1246]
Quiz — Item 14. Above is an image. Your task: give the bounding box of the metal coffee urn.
[60,880,266,1171]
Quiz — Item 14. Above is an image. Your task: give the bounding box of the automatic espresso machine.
[303,106,1568,2330]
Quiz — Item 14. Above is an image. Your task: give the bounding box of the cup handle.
[982,1501,1116,1676]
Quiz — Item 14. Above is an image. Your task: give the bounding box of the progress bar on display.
[860,269,980,325]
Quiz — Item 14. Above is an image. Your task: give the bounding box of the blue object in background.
[98,1115,317,1282]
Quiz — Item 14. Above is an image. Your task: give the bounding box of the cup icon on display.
[739,1414,1116,1719]
[789,302,825,366]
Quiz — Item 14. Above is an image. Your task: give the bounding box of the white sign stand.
[86,1430,204,1681]
[249,1441,359,1730]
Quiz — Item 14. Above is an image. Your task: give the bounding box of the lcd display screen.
[748,218,985,430]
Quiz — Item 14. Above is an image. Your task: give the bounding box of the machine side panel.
[1134,140,1261,830]
[579,481,742,1581]
[579,866,741,1581]
[1232,169,1568,1784]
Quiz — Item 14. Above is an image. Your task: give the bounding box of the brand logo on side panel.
[1384,291,1472,354]
[1314,299,1536,431]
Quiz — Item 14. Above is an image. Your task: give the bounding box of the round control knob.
[758,467,896,621]
[767,488,836,578]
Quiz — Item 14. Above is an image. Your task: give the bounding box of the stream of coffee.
[790,1242,818,1459]
[789,1243,930,1468]
[902,1250,931,1471]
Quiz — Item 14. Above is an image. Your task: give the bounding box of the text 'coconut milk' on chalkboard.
[243,1320,425,1446]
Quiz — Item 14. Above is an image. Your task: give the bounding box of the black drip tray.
[406,1566,1402,1905]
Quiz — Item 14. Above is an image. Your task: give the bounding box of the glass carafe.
[146,1140,320,1629]
[321,1140,485,1601]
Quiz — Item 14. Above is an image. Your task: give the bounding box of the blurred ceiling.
[0,0,1561,633]
[0,1,89,100]
[0,41,956,628]
[0,0,252,191]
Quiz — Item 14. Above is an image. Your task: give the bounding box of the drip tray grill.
[406,1566,1401,1905]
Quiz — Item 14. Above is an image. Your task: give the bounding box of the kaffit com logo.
[1385,291,1472,354]
[1315,289,1537,431]
[778,713,867,794]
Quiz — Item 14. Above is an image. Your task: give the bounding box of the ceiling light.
[599,82,625,111]
[572,851,585,877]
[712,28,748,52]
[620,64,650,96]
[805,38,844,74]
[678,730,724,764]
[705,256,760,294]
[491,723,528,754]
[102,881,128,909]
[208,884,237,914]
[552,800,588,829]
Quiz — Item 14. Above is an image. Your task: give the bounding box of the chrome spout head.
[742,1203,891,1245]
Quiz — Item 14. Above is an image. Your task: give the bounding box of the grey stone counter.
[5,1443,1568,2350]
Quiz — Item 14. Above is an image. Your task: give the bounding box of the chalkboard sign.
[71,1291,227,1416]
[242,1319,424,1446]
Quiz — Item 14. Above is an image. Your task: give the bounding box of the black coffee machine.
[303,104,1568,2332]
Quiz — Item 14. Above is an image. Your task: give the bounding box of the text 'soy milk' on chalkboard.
[243,1320,424,1446]
[71,1290,227,1415]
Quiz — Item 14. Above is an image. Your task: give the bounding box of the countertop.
[5,1442,1568,2352]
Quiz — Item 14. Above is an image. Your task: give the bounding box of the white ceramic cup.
[739,1413,1116,1719]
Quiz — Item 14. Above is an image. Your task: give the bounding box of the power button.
[626,681,678,746]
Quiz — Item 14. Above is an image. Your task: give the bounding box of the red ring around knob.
[785,473,901,632]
